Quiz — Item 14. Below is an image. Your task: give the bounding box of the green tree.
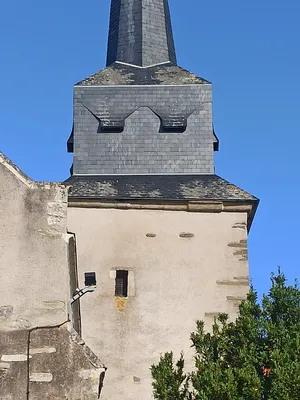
[151,271,300,399]
[151,352,190,400]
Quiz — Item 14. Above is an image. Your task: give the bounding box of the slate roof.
[77,0,209,86]
[76,62,209,86]
[106,0,176,67]
[66,174,258,203]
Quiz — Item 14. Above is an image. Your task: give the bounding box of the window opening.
[115,270,128,297]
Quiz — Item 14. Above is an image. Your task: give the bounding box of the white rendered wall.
[68,207,249,400]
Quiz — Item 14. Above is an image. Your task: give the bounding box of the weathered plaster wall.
[0,325,104,400]
[0,156,69,331]
[68,206,250,400]
[0,153,104,399]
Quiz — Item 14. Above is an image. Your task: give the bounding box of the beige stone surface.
[0,153,104,399]
[0,153,69,330]
[0,152,252,399]
[68,206,250,399]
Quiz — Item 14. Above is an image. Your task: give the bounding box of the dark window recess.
[115,270,128,297]
[161,125,186,133]
[99,125,124,133]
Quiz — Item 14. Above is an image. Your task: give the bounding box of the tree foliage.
[151,352,190,400]
[151,271,300,399]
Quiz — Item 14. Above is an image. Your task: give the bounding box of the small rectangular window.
[115,270,128,297]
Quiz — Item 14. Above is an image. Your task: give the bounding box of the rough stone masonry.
[0,153,105,399]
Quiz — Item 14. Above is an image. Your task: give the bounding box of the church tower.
[67,1,258,399]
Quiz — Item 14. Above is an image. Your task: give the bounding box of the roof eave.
[68,196,259,231]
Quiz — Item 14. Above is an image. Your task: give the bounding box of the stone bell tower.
[66,1,258,399]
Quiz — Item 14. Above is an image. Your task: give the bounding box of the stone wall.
[0,153,69,331]
[68,205,250,400]
[0,153,105,399]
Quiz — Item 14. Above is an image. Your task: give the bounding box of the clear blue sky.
[1,0,299,296]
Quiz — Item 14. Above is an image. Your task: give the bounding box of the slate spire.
[106,0,177,67]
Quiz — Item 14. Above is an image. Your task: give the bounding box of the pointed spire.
[106,0,177,68]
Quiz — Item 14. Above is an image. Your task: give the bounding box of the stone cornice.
[68,199,258,230]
